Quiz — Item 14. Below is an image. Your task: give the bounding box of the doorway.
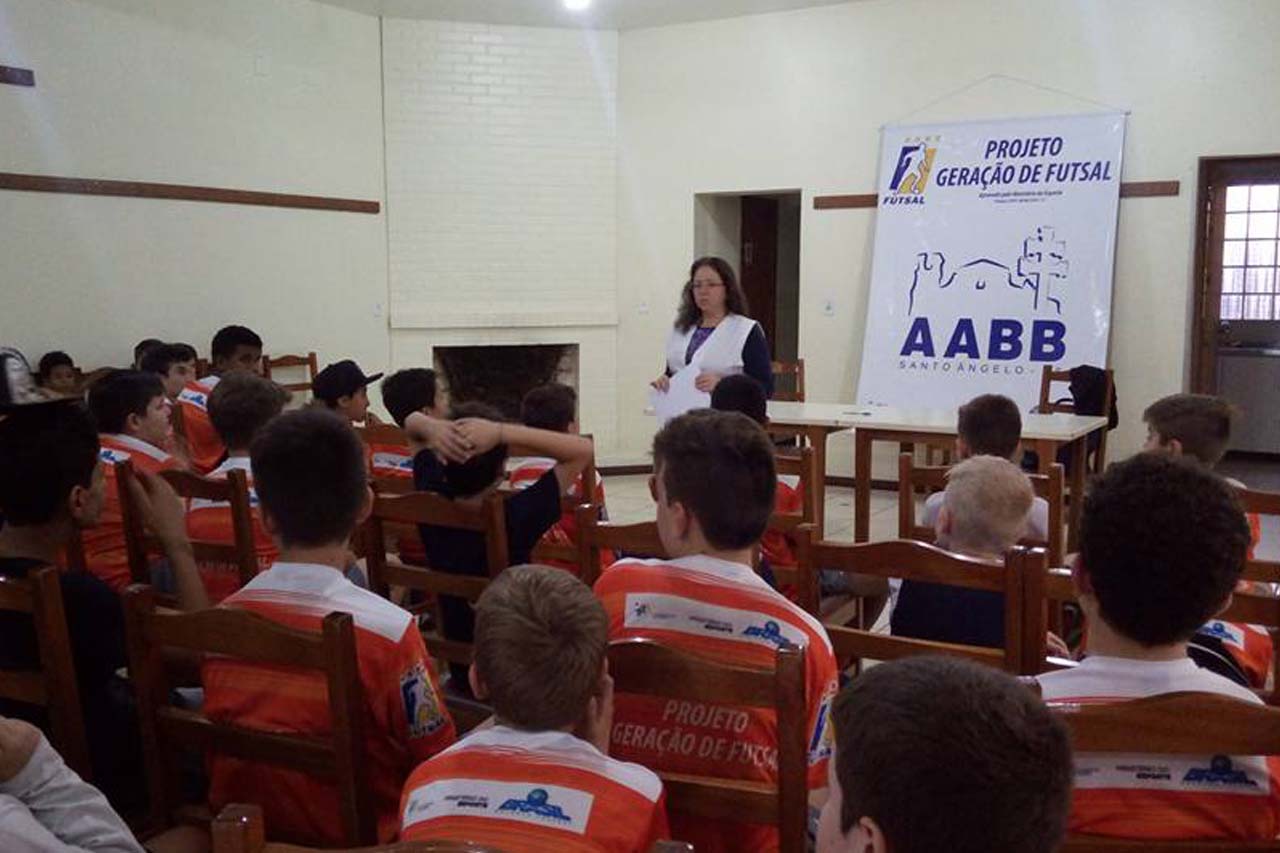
[693,191,802,370]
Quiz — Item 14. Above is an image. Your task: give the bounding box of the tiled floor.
[602,474,904,543]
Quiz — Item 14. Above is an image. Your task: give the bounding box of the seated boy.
[1037,453,1280,840]
[132,338,162,370]
[403,402,593,687]
[374,368,444,481]
[508,383,609,575]
[1143,392,1273,688]
[593,409,838,853]
[0,399,205,810]
[185,372,289,602]
[202,409,456,845]
[36,351,79,397]
[178,325,263,473]
[140,342,198,401]
[891,455,1034,650]
[817,656,1072,853]
[314,359,383,425]
[399,565,668,850]
[83,370,186,591]
[920,393,1048,539]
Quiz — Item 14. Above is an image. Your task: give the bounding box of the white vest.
[664,313,757,376]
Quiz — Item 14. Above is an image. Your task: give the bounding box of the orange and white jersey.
[203,562,457,845]
[760,475,803,569]
[185,456,275,603]
[1037,655,1280,840]
[177,376,224,474]
[83,433,180,591]
[508,457,608,575]
[594,554,838,853]
[369,442,415,481]
[399,725,668,852]
[1199,620,1275,691]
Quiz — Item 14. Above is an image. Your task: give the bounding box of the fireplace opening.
[433,344,579,420]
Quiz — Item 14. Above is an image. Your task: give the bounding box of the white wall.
[616,0,1280,470]
[0,0,388,380]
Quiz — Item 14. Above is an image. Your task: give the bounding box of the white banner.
[856,112,1126,411]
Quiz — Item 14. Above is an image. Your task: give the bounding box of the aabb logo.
[885,139,937,206]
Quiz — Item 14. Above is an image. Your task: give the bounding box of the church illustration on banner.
[907,227,1069,316]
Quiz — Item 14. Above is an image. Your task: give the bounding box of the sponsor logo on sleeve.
[400,661,447,739]
[402,779,593,834]
[624,593,808,650]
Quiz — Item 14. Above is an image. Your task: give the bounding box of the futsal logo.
[886,139,938,204]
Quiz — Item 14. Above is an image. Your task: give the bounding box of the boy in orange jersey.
[817,657,1072,853]
[507,383,609,576]
[178,325,262,473]
[1143,393,1273,688]
[83,370,190,592]
[185,372,289,602]
[399,565,668,851]
[140,342,198,402]
[594,409,838,853]
[1036,453,1280,841]
[202,409,455,845]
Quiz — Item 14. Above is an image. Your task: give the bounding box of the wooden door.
[740,196,779,357]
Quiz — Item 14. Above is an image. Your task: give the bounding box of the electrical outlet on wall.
[822,297,836,317]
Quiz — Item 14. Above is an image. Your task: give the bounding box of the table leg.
[1034,439,1054,474]
[855,430,872,542]
[1068,437,1087,551]
[809,425,828,539]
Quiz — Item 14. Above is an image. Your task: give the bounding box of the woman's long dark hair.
[674,256,750,332]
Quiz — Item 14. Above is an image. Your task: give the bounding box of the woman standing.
[651,257,774,397]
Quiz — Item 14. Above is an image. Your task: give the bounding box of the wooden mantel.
[813,179,1180,210]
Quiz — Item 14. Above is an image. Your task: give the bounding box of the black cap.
[313,360,383,403]
[0,347,64,411]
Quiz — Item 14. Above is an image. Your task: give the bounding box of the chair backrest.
[775,445,818,526]
[124,585,376,845]
[1050,691,1280,852]
[0,566,92,780]
[213,803,691,852]
[770,359,806,403]
[896,453,1065,567]
[263,352,319,394]
[1038,365,1115,473]
[355,423,416,494]
[795,528,1047,674]
[363,490,507,670]
[116,461,260,592]
[574,505,668,585]
[608,638,808,853]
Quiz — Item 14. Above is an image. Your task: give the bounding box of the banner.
[856,112,1126,411]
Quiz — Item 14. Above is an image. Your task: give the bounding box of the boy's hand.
[128,471,190,549]
[1046,631,1072,659]
[0,717,41,783]
[409,414,471,463]
[576,670,614,754]
[455,419,505,455]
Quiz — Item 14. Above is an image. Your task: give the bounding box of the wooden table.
[767,402,1108,550]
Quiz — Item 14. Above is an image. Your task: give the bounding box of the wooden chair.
[776,445,819,528]
[116,461,259,593]
[795,527,1048,675]
[1048,691,1280,852]
[574,506,668,585]
[896,453,1066,567]
[0,566,92,780]
[213,803,694,853]
[123,585,377,846]
[263,351,319,394]
[507,436,602,568]
[608,638,808,853]
[1038,364,1115,474]
[770,359,805,402]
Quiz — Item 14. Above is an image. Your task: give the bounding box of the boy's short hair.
[87,370,166,435]
[442,401,509,498]
[957,394,1022,459]
[833,656,1071,853]
[653,409,775,550]
[474,564,607,730]
[520,383,576,433]
[1081,453,1249,646]
[250,409,368,548]
[1143,393,1236,466]
[139,342,197,377]
[709,374,767,427]
[381,368,438,428]
[943,456,1034,554]
[210,325,263,362]
[134,338,163,364]
[36,351,74,382]
[0,403,100,526]
[209,372,290,450]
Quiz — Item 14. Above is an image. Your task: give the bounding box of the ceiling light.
[563,0,592,11]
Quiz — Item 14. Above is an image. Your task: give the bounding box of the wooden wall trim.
[813,179,1180,209]
[0,171,381,214]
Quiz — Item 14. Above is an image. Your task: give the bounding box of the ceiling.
[311,0,853,30]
